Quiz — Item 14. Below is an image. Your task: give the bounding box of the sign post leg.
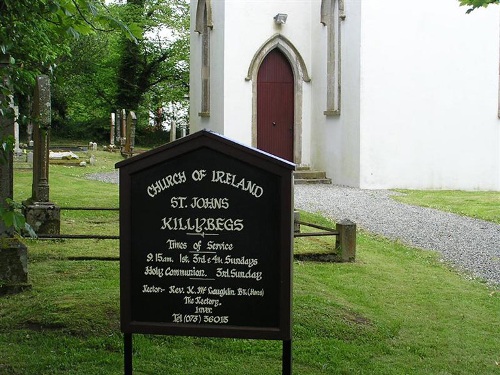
[124,333,133,375]
[282,339,292,375]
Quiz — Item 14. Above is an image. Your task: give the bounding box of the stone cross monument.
[23,75,60,235]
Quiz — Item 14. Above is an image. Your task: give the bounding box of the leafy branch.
[459,0,500,13]
[0,198,37,238]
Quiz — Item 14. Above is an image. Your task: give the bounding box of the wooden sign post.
[116,130,295,374]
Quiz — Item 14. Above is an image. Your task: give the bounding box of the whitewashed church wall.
[191,0,316,157]
[358,0,500,190]
[221,0,260,144]
[190,0,500,190]
[310,0,363,187]
[223,0,315,154]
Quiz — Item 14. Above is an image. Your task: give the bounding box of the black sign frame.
[116,130,294,341]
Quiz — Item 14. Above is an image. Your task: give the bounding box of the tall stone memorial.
[0,54,30,295]
[122,111,136,158]
[117,130,295,374]
[0,54,14,233]
[23,75,60,235]
[110,113,116,147]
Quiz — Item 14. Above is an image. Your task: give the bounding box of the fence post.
[335,220,356,262]
[293,211,300,233]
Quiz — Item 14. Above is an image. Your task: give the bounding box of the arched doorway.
[257,49,294,162]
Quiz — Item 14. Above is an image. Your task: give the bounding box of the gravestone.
[122,111,136,158]
[170,116,176,143]
[0,53,30,295]
[127,111,136,154]
[23,75,60,235]
[115,109,121,144]
[0,55,14,234]
[110,113,116,147]
[117,130,295,373]
[121,109,126,147]
[13,105,22,156]
[27,151,33,165]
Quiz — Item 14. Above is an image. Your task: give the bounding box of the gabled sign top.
[116,129,295,173]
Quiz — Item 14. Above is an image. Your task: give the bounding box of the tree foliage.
[0,0,138,109]
[51,0,190,143]
[1,0,189,145]
[459,0,500,13]
[0,0,138,234]
[116,0,189,115]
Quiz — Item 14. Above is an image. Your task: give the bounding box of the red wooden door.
[257,49,294,162]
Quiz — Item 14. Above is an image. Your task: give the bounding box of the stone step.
[294,178,332,184]
[293,168,332,184]
[294,170,327,179]
[295,165,312,171]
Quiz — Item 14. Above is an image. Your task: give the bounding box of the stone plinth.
[23,201,60,235]
[0,238,31,295]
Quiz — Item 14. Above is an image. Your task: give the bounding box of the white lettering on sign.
[211,170,264,198]
[138,165,275,328]
[147,171,187,197]
[215,268,263,281]
[190,197,229,209]
[170,196,230,209]
[145,169,264,199]
[142,285,166,293]
[166,239,188,250]
[224,255,258,268]
[206,241,233,251]
[160,217,244,232]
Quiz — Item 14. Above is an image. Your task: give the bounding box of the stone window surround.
[195,0,213,117]
[321,0,346,116]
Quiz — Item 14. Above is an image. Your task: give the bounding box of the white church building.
[189,0,500,191]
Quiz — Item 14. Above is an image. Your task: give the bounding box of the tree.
[51,32,123,139]
[0,0,139,144]
[116,0,189,115]
[459,0,500,13]
[47,0,189,144]
[0,0,137,110]
[0,0,137,234]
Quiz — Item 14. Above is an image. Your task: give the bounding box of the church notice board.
[116,130,295,340]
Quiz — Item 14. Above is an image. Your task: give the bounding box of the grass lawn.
[0,150,499,374]
[393,190,500,224]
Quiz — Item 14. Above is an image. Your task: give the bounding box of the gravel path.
[86,171,120,184]
[295,184,500,287]
[87,172,500,286]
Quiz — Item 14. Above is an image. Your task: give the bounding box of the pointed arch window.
[321,0,345,116]
[195,0,212,117]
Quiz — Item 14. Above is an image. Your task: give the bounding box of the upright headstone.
[0,53,30,295]
[128,111,136,152]
[110,113,116,146]
[0,54,15,236]
[27,151,33,165]
[115,110,121,144]
[27,96,33,146]
[32,76,50,202]
[121,109,126,147]
[123,111,136,158]
[13,105,22,156]
[23,75,60,235]
[170,116,176,143]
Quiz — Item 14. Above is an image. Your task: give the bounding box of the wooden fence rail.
[36,207,356,262]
